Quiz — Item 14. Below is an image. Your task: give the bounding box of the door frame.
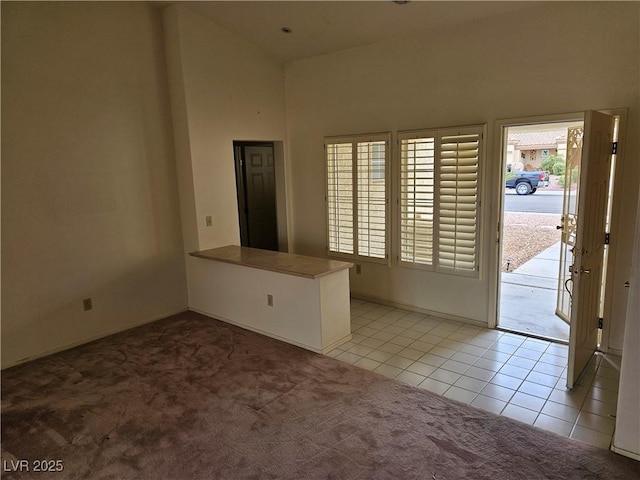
[597,108,628,354]
[489,112,584,333]
[489,109,628,354]
[233,140,291,253]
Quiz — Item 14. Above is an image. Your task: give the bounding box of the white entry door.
[566,111,615,389]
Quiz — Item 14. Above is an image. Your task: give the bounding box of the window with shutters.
[399,125,483,277]
[326,142,354,255]
[326,134,390,262]
[399,131,436,265]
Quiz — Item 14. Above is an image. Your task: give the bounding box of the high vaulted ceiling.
[173,1,538,62]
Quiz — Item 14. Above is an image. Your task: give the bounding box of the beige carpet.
[2,311,638,479]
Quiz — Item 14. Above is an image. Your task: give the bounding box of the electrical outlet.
[267,294,273,307]
[205,216,213,227]
[82,298,93,311]
[356,264,362,274]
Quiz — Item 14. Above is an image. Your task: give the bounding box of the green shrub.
[542,154,565,174]
[557,167,579,188]
[552,162,565,175]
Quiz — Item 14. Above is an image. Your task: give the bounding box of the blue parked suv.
[505,171,549,195]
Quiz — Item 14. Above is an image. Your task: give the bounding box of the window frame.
[325,133,391,264]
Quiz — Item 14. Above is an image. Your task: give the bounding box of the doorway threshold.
[496,325,568,345]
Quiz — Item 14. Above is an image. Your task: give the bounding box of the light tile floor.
[327,299,621,450]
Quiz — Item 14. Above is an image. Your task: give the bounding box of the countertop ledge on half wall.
[189,245,353,279]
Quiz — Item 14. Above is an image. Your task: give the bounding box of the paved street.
[504,190,563,214]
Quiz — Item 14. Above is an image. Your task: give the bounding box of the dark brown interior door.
[234,143,278,251]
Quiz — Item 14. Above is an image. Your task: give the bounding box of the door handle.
[624,281,631,288]
[556,225,563,230]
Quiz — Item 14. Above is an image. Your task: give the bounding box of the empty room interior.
[2,1,639,477]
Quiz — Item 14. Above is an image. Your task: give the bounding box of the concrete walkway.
[499,242,570,342]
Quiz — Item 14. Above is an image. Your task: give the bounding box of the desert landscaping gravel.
[502,212,561,272]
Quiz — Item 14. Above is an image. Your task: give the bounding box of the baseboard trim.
[603,347,623,356]
[611,443,640,461]
[190,307,337,354]
[1,308,188,370]
[321,334,353,354]
[350,292,486,328]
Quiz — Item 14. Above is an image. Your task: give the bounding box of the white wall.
[162,5,288,256]
[1,2,188,367]
[188,258,351,353]
[613,188,640,459]
[284,2,640,338]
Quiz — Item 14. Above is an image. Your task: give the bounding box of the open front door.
[566,111,615,389]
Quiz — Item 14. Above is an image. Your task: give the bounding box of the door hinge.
[604,232,610,245]
[612,142,618,155]
[598,317,604,329]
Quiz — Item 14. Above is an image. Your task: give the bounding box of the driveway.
[504,190,563,214]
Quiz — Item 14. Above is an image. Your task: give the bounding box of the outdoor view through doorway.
[498,121,584,342]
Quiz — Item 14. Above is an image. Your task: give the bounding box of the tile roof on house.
[508,130,567,148]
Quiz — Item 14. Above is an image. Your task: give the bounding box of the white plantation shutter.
[399,133,436,265]
[325,134,390,262]
[438,129,481,274]
[399,126,483,275]
[357,141,387,259]
[326,142,354,255]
